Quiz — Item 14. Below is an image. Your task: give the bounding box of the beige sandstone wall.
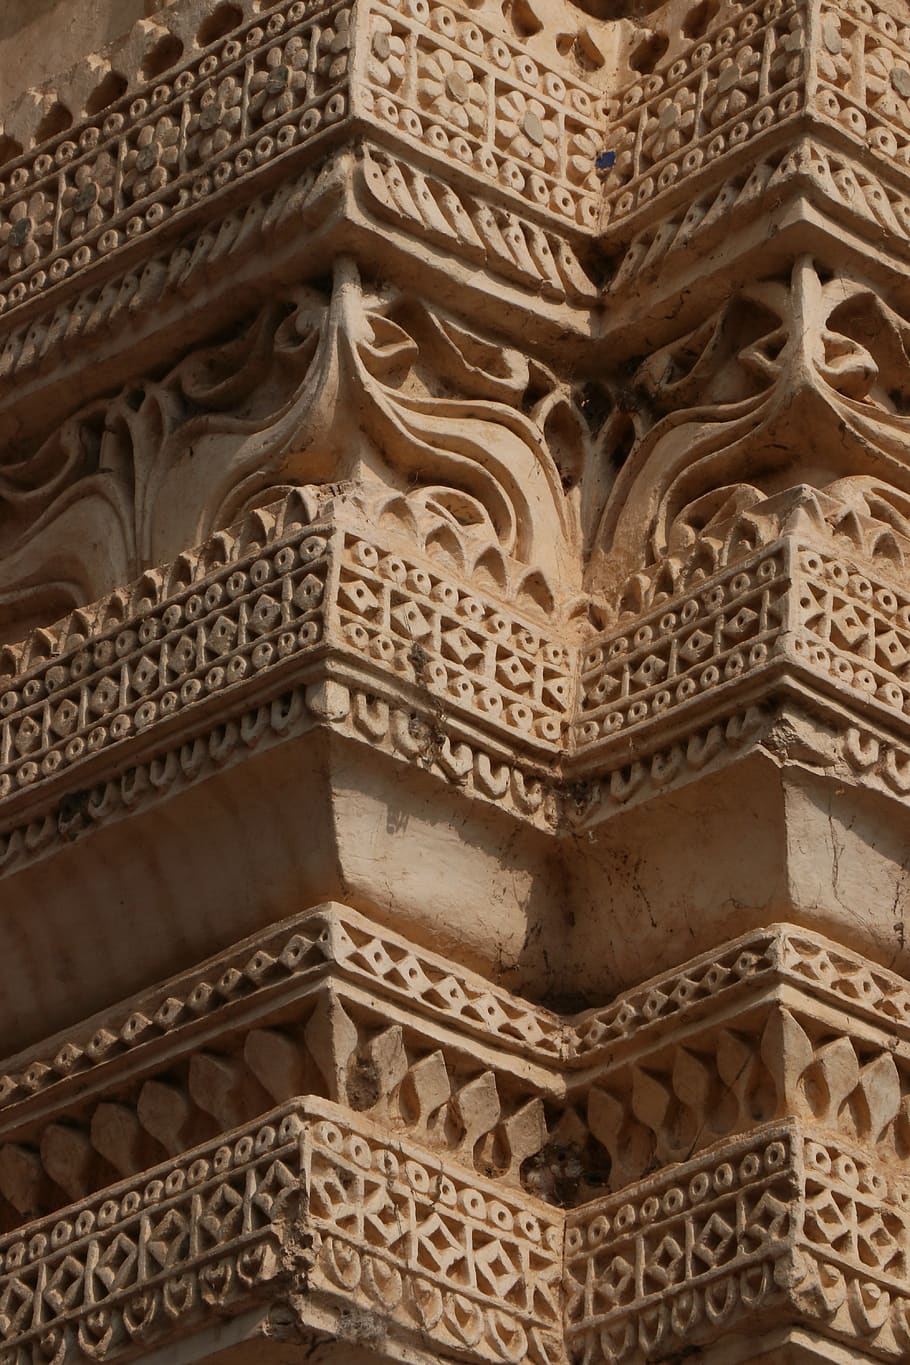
[1,0,910,1362]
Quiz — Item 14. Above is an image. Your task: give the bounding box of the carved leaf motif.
[631,1066,670,1131]
[304,991,359,1103]
[671,1047,712,1112]
[591,258,910,591]
[1,262,577,628]
[801,1036,860,1124]
[856,1052,901,1140]
[760,1007,814,1113]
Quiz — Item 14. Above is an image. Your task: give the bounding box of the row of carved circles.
[608,90,801,215]
[0,510,321,680]
[565,1140,790,1255]
[584,609,767,697]
[360,91,599,224]
[311,1120,550,1240]
[0,624,321,795]
[794,638,910,710]
[575,645,773,742]
[348,617,568,697]
[583,567,779,672]
[376,0,600,113]
[2,0,341,175]
[804,1140,910,1204]
[347,543,562,656]
[815,87,910,153]
[0,95,345,309]
[1,1116,302,1273]
[824,2,910,72]
[610,0,800,117]
[835,0,910,43]
[800,554,910,615]
[0,542,328,712]
[0,0,341,200]
[341,623,563,737]
[0,0,598,222]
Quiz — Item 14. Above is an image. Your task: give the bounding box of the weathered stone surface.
[3,0,910,1361]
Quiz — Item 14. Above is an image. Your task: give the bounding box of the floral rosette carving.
[417,48,487,133]
[123,117,181,202]
[703,46,761,127]
[497,91,559,171]
[641,90,696,165]
[249,39,310,124]
[315,8,352,87]
[865,43,910,129]
[188,77,243,162]
[60,153,117,242]
[0,192,54,275]
[368,14,407,91]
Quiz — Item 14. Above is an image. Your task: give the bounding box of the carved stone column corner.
[4,0,910,1360]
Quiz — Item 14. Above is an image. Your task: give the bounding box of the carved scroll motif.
[592,259,910,594]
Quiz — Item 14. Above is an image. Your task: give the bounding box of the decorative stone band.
[0,494,571,829]
[0,902,563,1120]
[570,922,910,1061]
[3,1104,910,1365]
[1,911,910,1215]
[0,1096,565,1365]
[0,904,569,1232]
[0,0,603,333]
[13,902,910,1132]
[603,138,910,315]
[565,1121,910,1365]
[0,143,598,447]
[599,0,910,254]
[575,535,910,770]
[6,493,910,870]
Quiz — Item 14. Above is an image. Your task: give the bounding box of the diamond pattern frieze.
[0,917,908,1363]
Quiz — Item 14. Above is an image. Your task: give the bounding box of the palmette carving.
[593,259,910,592]
[0,261,580,637]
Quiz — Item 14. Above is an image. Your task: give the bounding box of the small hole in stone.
[85,71,128,116]
[629,31,668,72]
[34,103,72,145]
[683,0,717,38]
[197,3,243,45]
[0,135,22,169]
[142,33,184,79]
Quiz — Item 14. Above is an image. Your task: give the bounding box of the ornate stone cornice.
[0,1096,566,1365]
[0,0,603,370]
[9,484,910,869]
[566,1120,910,1365]
[0,918,908,1363]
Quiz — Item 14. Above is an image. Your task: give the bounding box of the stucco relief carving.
[592,259,910,594]
[7,0,910,1364]
[0,264,586,645]
[0,917,908,1364]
